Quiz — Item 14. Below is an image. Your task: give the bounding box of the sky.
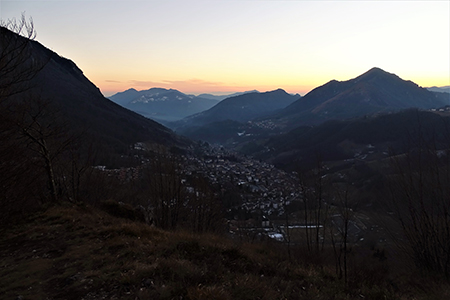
[1,0,449,97]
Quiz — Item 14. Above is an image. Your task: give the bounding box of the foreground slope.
[2,204,443,300]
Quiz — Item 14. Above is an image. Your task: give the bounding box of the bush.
[100,199,145,222]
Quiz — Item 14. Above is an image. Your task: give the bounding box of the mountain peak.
[358,67,391,78]
[366,67,385,74]
[352,67,402,85]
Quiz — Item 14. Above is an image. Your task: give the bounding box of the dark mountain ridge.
[172,88,299,131]
[269,67,449,129]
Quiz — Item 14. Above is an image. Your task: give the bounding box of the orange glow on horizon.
[98,78,317,97]
[90,63,448,99]
[97,75,450,98]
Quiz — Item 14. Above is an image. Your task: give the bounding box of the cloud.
[105,79,122,83]
[128,80,167,87]
[128,79,225,88]
[162,79,225,87]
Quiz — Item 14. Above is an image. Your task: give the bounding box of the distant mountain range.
[108,88,260,122]
[109,88,219,122]
[427,86,450,94]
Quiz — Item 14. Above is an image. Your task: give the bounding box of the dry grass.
[1,203,448,299]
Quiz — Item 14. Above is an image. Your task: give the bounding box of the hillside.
[244,109,450,171]
[2,203,446,300]
[268,68,449,129]
[172,89,299,133]
[174,89,300,139]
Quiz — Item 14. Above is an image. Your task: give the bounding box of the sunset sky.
[1,0,449,97]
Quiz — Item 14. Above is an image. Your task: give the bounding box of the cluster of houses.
[184,145,302,219]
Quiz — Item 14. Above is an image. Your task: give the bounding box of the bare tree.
[298,157,329,253]
[0,14,49,102]
[3,96,77,203]
[282,197,292,261]
[389,140,450,278]
[0,15,80,214]
[184,175,224,233]
[59,138,97,203]
[143,146,185,230]
[330,184,353,285]
[0,15,58,219]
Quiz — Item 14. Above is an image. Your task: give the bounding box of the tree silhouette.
[0,14,49,102]
[0,15,71,219]
[389,133,450,278]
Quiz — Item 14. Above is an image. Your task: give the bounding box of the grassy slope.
[1,204,448,300]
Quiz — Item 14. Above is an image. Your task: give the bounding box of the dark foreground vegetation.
[1,203,449,300]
